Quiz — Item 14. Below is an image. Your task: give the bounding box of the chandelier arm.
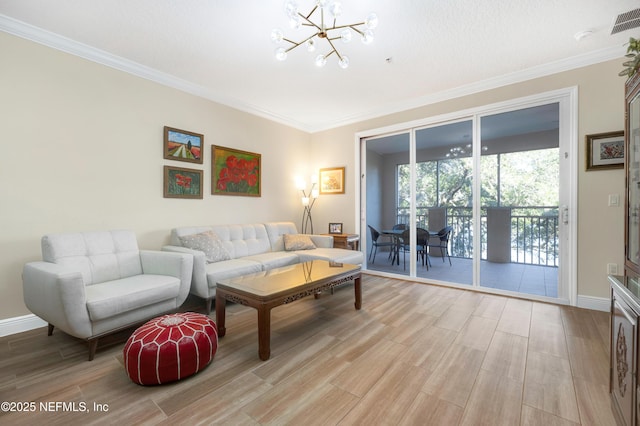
[304,5,318,20]
[347,25,365,36]
[325,38,343,60]
[322,49,337,59]
[328,22,366,31]
[297,12,322,31]
[284,32,320,52]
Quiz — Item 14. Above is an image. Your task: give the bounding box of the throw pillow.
[179,231,231,263]
[283,234,316,251]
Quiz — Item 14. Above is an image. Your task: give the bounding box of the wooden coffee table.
[215,260,361,360]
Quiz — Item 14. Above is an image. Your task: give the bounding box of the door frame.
[357,87,578,305]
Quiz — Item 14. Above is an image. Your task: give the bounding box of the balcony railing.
[396,206,559,266]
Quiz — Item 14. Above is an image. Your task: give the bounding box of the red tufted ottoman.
[124,312,218,385]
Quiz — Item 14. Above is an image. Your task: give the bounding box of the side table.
[323,233,359,250]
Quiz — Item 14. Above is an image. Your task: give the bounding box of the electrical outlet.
[607,263,619,275]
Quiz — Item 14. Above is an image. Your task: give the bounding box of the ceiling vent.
[611,8,640,34]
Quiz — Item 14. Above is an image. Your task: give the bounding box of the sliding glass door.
[361,90,574,303]
[479,104,560,297]
[413,120,474,285]
[364,132,410,275]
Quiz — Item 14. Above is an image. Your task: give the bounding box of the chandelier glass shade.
[271,0,378,69]
[445,144,489,158]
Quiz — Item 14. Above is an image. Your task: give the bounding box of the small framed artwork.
[586,131,624,171]
[319,167,345,195]
[211,145,261,197]
[163,165,203,199]
[164,126,204,164]
[328,223,343,234]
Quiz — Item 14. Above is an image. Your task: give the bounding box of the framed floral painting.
[211,145,261,197]
[586,131,624,171]
[163,165,203,199]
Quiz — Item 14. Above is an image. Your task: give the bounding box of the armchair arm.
[22,261,92,338]
[161,245,208,299]
[309,235,333,248]
[140,250,193,306]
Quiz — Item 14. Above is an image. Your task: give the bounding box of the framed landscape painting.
[164,126,204,164]
[586,131,624,171]
[163,166,203,199]
[319,167,345,195]
[211,145,261,197]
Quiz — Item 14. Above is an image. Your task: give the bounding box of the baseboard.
[576,294,610,312]
[0,314,46,337]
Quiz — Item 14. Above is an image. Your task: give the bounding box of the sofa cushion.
[211,224,272,258]
[294,247,364,265]
[179,231,231,264]
[244,251,300,270]
[41,230,142,286]
[264,222,299,252]
[205,259,263,288]
[85,274,181,321]
[283,234,316,251]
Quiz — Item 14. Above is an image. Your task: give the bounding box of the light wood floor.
[0,275,615,425]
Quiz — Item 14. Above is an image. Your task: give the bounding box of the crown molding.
[0,14,314,132]
[1,14,626,134]
[311,45,626,133]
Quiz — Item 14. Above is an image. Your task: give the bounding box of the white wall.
[0,32,311,320]
[310,59,625,301]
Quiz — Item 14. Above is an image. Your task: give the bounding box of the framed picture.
[163,165,203,199]
[164,126,204,164]
[328,223,343,234]
[319,167,345,195]
[586,131,624,171]
[211,145,261,197]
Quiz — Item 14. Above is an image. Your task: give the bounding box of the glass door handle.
[562,205,569,225]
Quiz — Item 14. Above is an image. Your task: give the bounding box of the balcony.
[366,205,559,298]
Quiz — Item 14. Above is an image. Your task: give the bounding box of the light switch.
[609,194,620,207]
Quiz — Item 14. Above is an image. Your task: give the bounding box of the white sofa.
[163,221,364,312]
[22,230,193,360]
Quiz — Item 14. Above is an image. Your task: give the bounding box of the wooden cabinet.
[610,276,638,426]
[626,72,640,278]
[612,71,640,426]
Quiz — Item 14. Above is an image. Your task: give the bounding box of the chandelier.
[445,144,488,158]
[271,0,378,69]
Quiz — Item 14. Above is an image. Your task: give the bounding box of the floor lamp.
[296,177,319,234]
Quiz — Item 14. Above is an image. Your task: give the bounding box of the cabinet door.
[612,294,637,426]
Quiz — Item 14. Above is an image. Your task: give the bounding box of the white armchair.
[22,230,193,360]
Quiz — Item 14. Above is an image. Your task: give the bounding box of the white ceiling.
[0,0,638,133]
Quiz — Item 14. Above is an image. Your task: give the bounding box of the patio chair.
[398,228,430,270]
[367,225,395,264]
[427,226,453,266]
